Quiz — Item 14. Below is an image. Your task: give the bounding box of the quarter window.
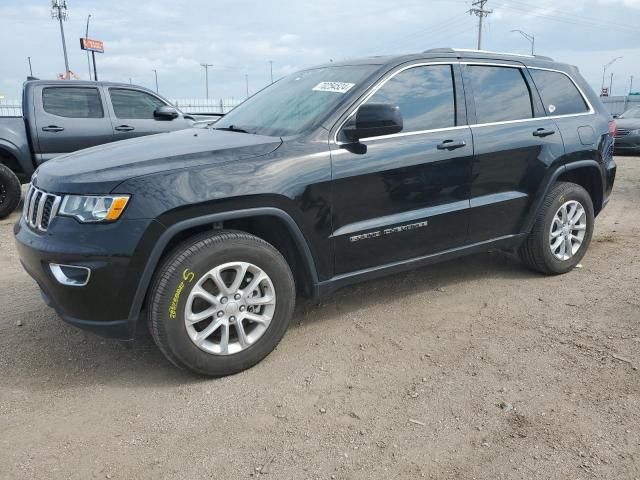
[529,69,589,116]
[42,87,104,118]
[109,89,166,119]
[363,64,456,134]
[468,66,533,123]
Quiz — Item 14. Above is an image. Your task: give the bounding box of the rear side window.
[42,87,104,118]
[529,69,589,116]
[364,64,456,133]
[468,66,533,123]
[109,88,166,119]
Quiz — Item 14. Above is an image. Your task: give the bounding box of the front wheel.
[520,182,595,275]
[0,164,21,219]
[148,231,296,376]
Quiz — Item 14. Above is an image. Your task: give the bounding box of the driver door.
[330,63,473,275]
[105,87,190,140]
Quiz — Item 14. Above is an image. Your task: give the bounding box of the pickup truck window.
[529,69,589,116]
[109,88,166,119]
[42,87,104,118]
[214,65,378,137]
[468,66,533,124]
[364,65,456,133]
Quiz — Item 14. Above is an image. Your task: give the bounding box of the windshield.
[620,107,640,119]
[214,65,378,136]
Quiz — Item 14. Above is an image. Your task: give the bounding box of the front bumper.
[14,215,165,340]
[614,134,640,153]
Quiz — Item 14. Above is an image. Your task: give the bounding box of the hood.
[34,128,282,194]
[615,118,640,129]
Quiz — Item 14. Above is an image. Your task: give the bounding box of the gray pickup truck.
[0,80,200,218]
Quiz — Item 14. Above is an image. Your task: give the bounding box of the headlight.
[59,195,130,223]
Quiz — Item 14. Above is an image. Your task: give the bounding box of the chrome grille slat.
[24,185,62,232]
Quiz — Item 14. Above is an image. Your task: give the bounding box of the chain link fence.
[600,96,640,116]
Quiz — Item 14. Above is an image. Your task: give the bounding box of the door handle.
[437,139,466,150]
[532,128,556,137]
[115,125,135,132]
[42,125,64,132]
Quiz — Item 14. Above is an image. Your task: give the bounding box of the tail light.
[609,120,617,137]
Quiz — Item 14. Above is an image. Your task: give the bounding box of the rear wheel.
[520,182,594,275]
[0,164,21,219]
[148,230,295,376]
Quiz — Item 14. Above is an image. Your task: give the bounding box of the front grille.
[24,185,62,232]
[615,128,631,138]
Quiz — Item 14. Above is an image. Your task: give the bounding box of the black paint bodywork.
[14,50,617,340]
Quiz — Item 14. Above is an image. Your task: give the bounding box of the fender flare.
[523,160,603,233]
[127,207,320,327]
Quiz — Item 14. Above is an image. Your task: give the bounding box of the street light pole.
[269,60,273,84]
[27,57,33,77]
[51,0,70,76]
[153,69,159,93]
[245,74,249,98]
[200,63,213,100]
[85,14,92,80]
[510,29,535,55]
[602,56,623,93]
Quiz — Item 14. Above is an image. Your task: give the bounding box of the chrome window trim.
[332,61,595,145]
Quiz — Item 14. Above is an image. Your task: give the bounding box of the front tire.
[148,231,296,376]
[520,182,594,275]
[0,164,21,219]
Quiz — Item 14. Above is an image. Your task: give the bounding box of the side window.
[42,87,104,118]
[109,89,166,119]
[529,69,589,116]
[468,66,533,123]
[363,64,456,133]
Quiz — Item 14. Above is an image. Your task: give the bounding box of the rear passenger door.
[34,85,114,162]
[105,88,191,140]
[462,63,565,243]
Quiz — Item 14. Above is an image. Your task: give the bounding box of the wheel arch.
[128,207,320,330]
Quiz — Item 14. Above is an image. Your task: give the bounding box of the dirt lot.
[1,157,639,480]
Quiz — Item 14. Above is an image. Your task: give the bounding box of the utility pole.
[245,74,249,98]
[27,57,33,77]
[630,76,634,95]
[510,29,535,55]
[153,69,159,93]
[269,60,274,84]
[609,73,614,97]
[200,63,213,100]
[469,0,492,50]
[51,0,70,76]
[85,14,92,80]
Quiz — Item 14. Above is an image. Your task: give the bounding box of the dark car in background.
[614,106,640,153]
[15,49,616,376]
[0,80,200,218]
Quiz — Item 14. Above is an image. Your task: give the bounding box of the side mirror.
[612,114,620,119]
[154,105,179,120]
[343,103,403,142]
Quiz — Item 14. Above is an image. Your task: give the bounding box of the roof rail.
[423,47,553,61]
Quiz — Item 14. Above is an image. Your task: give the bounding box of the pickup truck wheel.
[0,164,21,219]
[520,182,594,275]
[148,230,295,376]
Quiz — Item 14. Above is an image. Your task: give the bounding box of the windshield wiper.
[213,125,251,134]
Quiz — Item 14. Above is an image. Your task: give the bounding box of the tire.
[0,164,21,220]
[520,182,594,275]
[148,230,296,376]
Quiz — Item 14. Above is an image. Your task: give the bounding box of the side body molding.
[127,207,320,328]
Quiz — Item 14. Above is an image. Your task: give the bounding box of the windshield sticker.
[312,82,355,94]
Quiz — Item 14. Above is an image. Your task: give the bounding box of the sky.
[0,0,639,103]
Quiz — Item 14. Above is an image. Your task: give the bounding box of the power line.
[468,0,492,50]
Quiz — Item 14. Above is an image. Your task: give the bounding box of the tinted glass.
[42,87,104,118]
[468,66,533,123]
[529,69,589,116]
[215,65,377,136]
[110,89,166,119]
[365,65,456,133]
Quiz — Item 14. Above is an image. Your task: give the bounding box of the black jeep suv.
[15,49,616,376]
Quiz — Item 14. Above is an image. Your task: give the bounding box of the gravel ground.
[0,157,639,480]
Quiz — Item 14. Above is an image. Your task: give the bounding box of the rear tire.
[520,182,594,275]
[0,164,21,219]
[148,230,295,376]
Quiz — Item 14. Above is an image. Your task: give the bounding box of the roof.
[23,79,153,89]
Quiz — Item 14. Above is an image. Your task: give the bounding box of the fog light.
[49,263,91,286]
